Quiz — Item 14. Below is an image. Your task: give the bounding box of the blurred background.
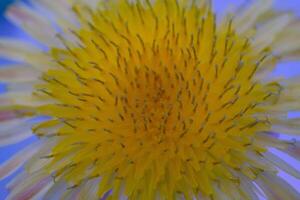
[0,0,300,199]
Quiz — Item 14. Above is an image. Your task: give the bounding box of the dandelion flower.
[1,0,300,199]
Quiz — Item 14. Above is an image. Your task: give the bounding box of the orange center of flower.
[32,1,282,199]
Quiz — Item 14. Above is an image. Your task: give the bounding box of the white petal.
[0,92,52,107]
[253,14,292,51]
[212,183,231,200]
[0,65,40,83]
[282,141,300,162]
[42,180,68,200]
[61,188,82,200]
[78,178,101,200]
[7,172,52,200]
[270,117,300,136]
[6,3,59,46]
[246,151,277,172]
[0,39,40,61]
[73,0,99,8]
[0,142,40,180]
[255,171,300,200]
[0,111,20,122]
[263,151,300,179]
[0,119,35,146]
[25,138,58,174]
[31,0,78,28]
[237,174,260,200]
[254,132,290,149]
[6,170,49,199]
[0,130,32,146]
[0,117,31,131]
[234,0,273,34]
[0,39,54,71]
[6,171,27,191]
[29,0,82,46]
[31,181,53,200]
[6,81,35,93]
[273,21,300,59]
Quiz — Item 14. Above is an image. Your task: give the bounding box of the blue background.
[0,0,300,199]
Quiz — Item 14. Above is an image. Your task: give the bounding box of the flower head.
[1,0,300,199]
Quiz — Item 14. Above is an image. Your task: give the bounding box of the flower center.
[32,0,282,198]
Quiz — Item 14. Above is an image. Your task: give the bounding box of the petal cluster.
[0,0,300,199]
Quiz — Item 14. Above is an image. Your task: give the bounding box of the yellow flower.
[1,0,300,199]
